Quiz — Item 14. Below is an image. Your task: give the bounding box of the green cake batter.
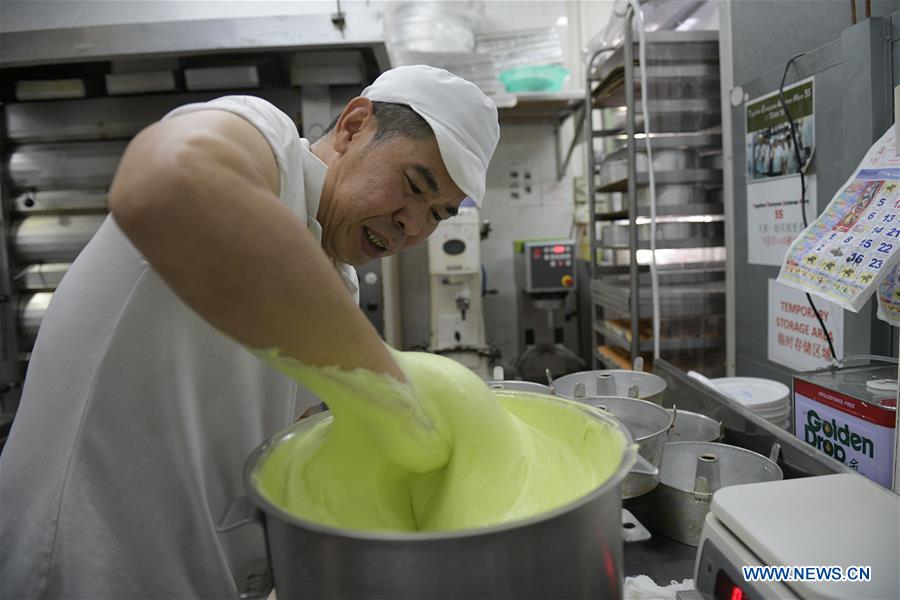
[253,348,626,531]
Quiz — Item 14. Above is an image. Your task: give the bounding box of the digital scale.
[691,474,899,599]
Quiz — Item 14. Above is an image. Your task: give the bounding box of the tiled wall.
[400,121,581,366]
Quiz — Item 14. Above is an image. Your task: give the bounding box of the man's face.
[317,100,466,267]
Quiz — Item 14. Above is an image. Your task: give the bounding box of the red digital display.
[533,249,542,258]
[714,571,747,600]
[552,245,566,254]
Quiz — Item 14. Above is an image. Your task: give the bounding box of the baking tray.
[595,319,725,353]
[18,292,52,350]
[11,214,105,263]
[13,190,108,214]
[599,220,725,249]
[591,279,726,319]
[595,101,721,136]
[593,63,720,108]
[16,263,70,292]
[595,246,728,269]
[594,131,723,156]
[596,166,722,192]
[595,185,722,218]
[7,141,127,190]
[589,30,720,82]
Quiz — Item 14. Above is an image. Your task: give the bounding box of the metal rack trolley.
[584,12,726,375]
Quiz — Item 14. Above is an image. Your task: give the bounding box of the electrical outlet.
[509,165,535,200]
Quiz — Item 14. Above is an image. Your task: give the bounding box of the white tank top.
[0,96,357,599]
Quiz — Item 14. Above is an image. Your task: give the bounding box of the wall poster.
[745,77,816,266]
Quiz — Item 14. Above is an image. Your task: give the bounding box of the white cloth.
[0,96,356,599]
[623,576,694,600]
[361,65,499,205]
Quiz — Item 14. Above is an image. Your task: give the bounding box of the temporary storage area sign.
[794,379,895,487]
[745,77,816,266]
[768,279,843,371]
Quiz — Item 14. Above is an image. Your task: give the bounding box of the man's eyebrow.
[412,164,439,194]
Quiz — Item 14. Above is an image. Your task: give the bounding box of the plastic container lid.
[866,378,898,393]
[498,64,569,93]
[711,377,790,411]
[752,401,792,415]
[755,405,792,420]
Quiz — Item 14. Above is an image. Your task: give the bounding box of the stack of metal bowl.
[551,369,667,404]
[666,409,723,443]
[650,441,783,545]
[575,396,675,498]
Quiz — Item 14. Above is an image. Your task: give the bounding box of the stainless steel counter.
[618,359,854,586]
[652,359,851,479]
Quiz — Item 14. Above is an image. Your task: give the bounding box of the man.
[0,65,499,599]
[772,137,785,176]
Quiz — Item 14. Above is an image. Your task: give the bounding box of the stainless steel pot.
[483,367,553,395]
[650,441,783,546]
[666,409,723,443]
[578,396,675,498]
[551,369,667,404]
[484,380,553,395]
[229,393,653,599]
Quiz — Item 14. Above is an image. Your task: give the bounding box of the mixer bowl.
[576,396,674,498]
[238,392,643,599]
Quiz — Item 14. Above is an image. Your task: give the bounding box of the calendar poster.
[876,263,900,327]
[778,126,900,312]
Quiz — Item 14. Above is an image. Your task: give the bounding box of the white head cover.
[361,65,500,206]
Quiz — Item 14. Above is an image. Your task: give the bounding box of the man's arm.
[109,109,405,381]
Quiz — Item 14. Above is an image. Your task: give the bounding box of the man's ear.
[332,97,375,155]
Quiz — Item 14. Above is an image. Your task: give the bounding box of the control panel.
[524,240,576,292]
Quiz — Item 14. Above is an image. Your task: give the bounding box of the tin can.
[793,359,897,488]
